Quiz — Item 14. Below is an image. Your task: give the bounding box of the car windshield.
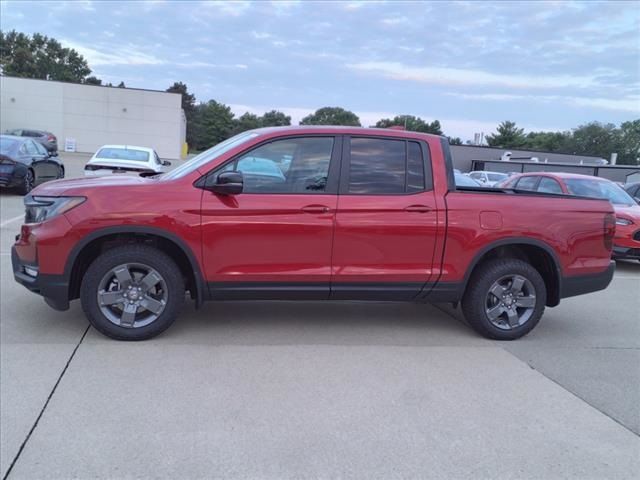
[163,131,261,180]
[565,178,635,206]
[96,148,149,162]
[455,173,481,187]
[0,137,19,154]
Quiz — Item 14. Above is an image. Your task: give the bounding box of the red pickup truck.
[12,127,616,341]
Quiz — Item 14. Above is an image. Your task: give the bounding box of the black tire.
[461,258,546,340]
[57,165,65,179]
[80,245,184,340]
[17,169,34,195]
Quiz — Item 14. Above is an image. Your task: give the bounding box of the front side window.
[537,177,563,194]
[348,138,427,194]
[219,137,334,194]
[565,179,635,206]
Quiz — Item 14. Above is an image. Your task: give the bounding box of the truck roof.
[252,125,444,141]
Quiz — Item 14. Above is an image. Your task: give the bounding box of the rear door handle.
[404,205,432,213]
[302,204,330,214]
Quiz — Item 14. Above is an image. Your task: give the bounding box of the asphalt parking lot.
[1,153,639,479]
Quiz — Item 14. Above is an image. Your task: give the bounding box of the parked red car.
[501,172,640,261]
[13,127,616,341]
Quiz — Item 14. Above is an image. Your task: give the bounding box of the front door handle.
[302,204,330,214]
[404,205,432,213]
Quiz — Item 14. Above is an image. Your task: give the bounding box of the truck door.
[200,135,341,300]
[331,136,438,300]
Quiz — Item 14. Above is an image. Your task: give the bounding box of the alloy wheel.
[97,262,168,328]
[485,274,536,330]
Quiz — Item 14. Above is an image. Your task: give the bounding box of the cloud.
[63,41,164,66]
[347,61,599,90]
[447,93,640,114]
[200,0,251,16]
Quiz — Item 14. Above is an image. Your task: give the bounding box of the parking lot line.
[0,215,23,228]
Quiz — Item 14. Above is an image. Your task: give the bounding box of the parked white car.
[467,170,509,187]
[84,145,170,176]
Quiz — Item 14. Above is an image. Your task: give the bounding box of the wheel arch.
[462,238,563,307]
[65,226,205,307]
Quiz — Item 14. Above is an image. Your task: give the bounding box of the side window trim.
[338,135,433,195]
[202,134,342,195]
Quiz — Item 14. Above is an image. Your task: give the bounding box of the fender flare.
[64,225,206,307]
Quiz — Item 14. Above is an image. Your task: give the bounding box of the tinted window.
[516,176,538,191]
[469,172,483,180]
[220,137,334,194]
[33,141,47,155]
[537,177,563,194]
[348,138,429,194]
[407,142,425,192]
[24,140,39,155]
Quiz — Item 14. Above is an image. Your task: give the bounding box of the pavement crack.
[2,325,90,480]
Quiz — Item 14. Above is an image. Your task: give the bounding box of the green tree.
[300,107,361,126]
[486,121,526,148]
[448,136,463,145]
[616,119,640,165]
[570,122,618,159]
[0,30,91,82]
[232,112,262,135]
[117,81,126,88]
[375,115,442,135]
[190,100,235,151]
[523,131,572,152]
[84,76,102,86]
[260,110,291,127]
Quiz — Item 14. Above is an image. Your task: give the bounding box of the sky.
[1,0,639,140]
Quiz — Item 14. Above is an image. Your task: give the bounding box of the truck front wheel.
[80,245,185,340]
[461,258,546,340]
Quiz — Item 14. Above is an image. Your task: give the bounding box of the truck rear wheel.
[80,245,184,340]
[461,258,546,340]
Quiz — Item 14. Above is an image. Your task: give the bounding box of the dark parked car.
[625,182,640,204]
[5,128,58,153]
[0,135,65,194]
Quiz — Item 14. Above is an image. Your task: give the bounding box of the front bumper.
[613,246,640,260]
[560,260,616,299]
[12,246,70,310]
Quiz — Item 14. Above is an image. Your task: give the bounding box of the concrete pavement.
[1,154,638,479]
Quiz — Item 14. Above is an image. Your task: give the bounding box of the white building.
[0,76,186,159]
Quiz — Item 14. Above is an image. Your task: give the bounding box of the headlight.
[615,217,633,226]
[24,195,86,224]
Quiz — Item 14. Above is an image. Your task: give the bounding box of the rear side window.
[347,138,429,194]
[515,176,538,191]
[537,177,563,194]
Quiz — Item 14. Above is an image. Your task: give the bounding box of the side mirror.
[206,171,243,195]
[162,160,171,166]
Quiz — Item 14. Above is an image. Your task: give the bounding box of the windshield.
[0,137,19,154]
[96,148,149,162]
[163,131,260,180]
[565,178,635,206]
